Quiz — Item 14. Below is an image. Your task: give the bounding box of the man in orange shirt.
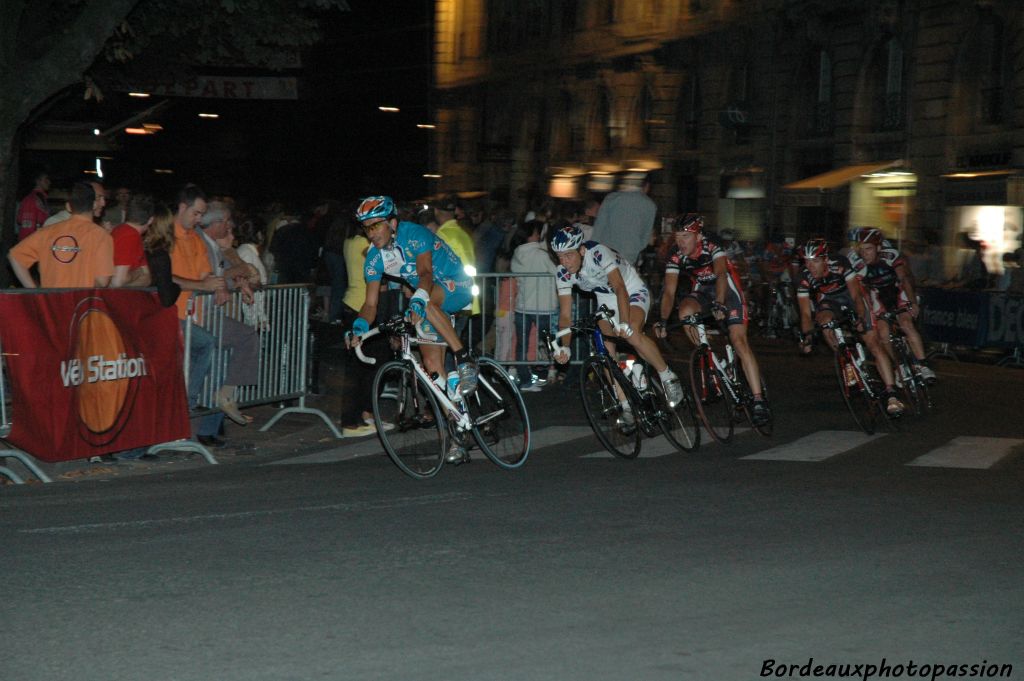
[168,184,231,448]
[8,181,113,288]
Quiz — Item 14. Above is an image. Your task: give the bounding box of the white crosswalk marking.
[269,425,594,465]
[742,430,885,462]
[581,428,749,459]
[906,436,1024,469]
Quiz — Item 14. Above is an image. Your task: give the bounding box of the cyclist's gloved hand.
[406,288,429,321]
[552,345,571,364]
[711,302,727,321]
[653,321,667,338]
[347,317,369,348]
[615,322,633,338]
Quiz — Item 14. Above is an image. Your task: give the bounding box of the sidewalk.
[2,376,578,486]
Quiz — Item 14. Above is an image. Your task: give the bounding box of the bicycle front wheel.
[580,356,641,459]
[462,358,531,469]
[372,360,447,479]
[651,368,700,452]
[834,349,877,435]
[689,346,735,444]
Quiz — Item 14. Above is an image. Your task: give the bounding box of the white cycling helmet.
[550,225,585,252]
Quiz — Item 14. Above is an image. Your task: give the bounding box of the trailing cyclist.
[346,195,478,397]
[656,213,771,426]
[794,238,905,417]
[549,224,686,426]
[848,227,936,384]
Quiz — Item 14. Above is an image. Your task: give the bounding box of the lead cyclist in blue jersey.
[346,195,478,395]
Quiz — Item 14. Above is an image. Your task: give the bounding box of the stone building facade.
[432,0,1023,266]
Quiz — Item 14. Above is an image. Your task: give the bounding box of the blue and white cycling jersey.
[556,241,646,297]
[364,221,469,290]
[363,221,472,315]
[556,241,650,319]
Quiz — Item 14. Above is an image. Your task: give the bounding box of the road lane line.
[742,430,885,462]
[906,436,1024,469]
[19,492,477,535]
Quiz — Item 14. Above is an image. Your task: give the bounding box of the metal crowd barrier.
[466,271,605,372]
[149,285,341,463]
[0,346,53,485]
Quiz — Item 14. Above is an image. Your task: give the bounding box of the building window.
[632,85,654,149]
[880,37,904,131]
[978,14,1005,125]
[448,115,460,163]
[678,75,701,151]
[597,0,615,25]
[813,50,833,136]
[593,90,613,153]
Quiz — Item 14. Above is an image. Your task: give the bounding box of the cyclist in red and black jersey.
[795,238,904,416]
[656,213,770,425]
[850,227,936,384]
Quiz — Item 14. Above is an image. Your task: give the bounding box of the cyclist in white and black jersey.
[549,225,686,416]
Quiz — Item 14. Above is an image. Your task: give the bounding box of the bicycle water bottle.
[630,363,648,392]
[725,344,737,382]
[446,371,462,402]
[855,343,867,366]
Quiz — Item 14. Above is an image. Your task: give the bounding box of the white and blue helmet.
[550,225,585,252]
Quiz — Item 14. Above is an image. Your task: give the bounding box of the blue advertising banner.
[985,293,1024,349]
[918,289,987,346]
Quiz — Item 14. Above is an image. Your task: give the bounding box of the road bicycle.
[818,317,893,435]
[680,314,773,444]
[541,305,700,459]
[878,311,933,416]
[354,316,530,479]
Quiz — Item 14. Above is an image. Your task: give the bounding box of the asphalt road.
[2,344,1023,681]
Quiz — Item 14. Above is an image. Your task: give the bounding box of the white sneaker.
[342,423,376,438]
[918,365,936,384]
[886,395,904,417]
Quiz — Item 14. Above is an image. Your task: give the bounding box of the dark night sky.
[22,0,435,208]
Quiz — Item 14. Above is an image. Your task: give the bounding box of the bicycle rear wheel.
[834,349,878,434]
[651,367,700,452]
[462,358,531,469]
[372,360,446,479]
[580,355,641,459]
[688,346,735,444]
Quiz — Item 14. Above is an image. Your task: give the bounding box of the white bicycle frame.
[824,322,874,392]
[354,327,503,434]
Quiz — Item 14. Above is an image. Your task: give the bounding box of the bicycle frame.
[820,320,879,400]
[355,323,494,435]
[681,316,742,406]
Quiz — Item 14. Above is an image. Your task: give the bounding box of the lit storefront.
[781,161,917,245]
[941,164,1024,279]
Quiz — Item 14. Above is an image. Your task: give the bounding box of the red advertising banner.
[0,289,191,462]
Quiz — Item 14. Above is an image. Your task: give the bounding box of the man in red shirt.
[16,172,51,241]
[111,193,154,287]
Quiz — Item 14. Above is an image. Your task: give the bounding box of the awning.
[782,160,903,191]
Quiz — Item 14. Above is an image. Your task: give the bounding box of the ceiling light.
[129,92,151,98]
[198,113,219,119]
[125,127,153,135]
[142,123,163,131]
[154,168,174,174]
[423,173,442,179]
[416,123,436,129]
[93,128,100,136]
[379,106,400,112]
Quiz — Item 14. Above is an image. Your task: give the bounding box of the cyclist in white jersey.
[549,225,685,416]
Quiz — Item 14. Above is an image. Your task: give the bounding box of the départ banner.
[0,289,190,462]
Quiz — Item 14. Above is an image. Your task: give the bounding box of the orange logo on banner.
[74,311,130,433]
